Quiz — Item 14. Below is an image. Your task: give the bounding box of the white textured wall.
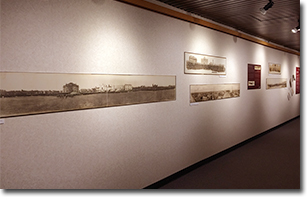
[0,0,300,189]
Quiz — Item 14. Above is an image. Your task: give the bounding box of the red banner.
[248,64,261,90]
[296,67,300,94]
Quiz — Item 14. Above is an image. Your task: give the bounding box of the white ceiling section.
[117,0,300,55]
[155,0,300,51]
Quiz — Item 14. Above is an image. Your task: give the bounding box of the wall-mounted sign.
[296,67,300,94]
[247,64,261,90]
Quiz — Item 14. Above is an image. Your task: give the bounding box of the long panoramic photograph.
[190,83,240,103]
[184,52,226,75]
[266,78,287,89]
[0,72,176,118]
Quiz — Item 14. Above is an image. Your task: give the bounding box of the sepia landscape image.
[269,63,281,74]
[190,83,240,103]
[266,78,287,89]
[184,52,226,75]
[0,72,176,118]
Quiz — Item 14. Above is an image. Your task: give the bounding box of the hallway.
[154,117,300,189]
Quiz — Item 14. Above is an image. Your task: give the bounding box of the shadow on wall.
[92,0,106,5]
[233,36,237,43]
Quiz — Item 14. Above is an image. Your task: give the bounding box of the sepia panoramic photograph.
[268,62,281,75]
[0,72,176,118]
[184,52,226,75]
[190,83,240,103]
[266,78,287,89]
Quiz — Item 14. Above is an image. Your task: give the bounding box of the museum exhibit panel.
[296,67,300,94]
[0,0,300,189]
[247,64,261,90]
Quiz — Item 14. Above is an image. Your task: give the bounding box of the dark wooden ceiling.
[155,0,300,52]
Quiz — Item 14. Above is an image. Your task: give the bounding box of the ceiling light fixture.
[291,20,300,33]
[260,0,274,15]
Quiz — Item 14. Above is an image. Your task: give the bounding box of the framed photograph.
[247,64,261,90]
[266,78,287,89]
[184,52,226,75]
[190,83,240,103]
[268,62,281,75]
[0,72,176,118]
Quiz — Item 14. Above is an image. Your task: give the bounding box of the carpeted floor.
[157,117,300,189]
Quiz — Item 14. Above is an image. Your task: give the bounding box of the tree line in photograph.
[0,82,176,98]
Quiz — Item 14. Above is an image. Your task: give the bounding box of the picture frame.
[184,52,226,75]
[268,62,281,75]
[190,83,240,103]
[0,72,176,118]
[266,78,287,89]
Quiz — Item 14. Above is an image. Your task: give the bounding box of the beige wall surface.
[0,0,300,189]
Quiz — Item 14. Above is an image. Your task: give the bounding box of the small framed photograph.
[268,62,281,75]
[184,52,226,75]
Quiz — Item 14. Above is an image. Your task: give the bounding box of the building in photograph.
[63,82,79,93]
